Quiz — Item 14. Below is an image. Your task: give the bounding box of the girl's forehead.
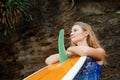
[72,25,82,29]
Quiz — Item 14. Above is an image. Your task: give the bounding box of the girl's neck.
[77,40,88,46]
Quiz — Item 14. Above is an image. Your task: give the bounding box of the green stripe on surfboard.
[58,29,69,63]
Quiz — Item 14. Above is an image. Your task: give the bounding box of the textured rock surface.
[0,0,120,80]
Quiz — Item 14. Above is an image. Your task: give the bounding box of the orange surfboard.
[24,57,79,80]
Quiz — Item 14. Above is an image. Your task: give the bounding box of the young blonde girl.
[45,22,106,80]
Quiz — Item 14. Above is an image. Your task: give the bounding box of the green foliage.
[0,0,31,35]
[111,12,120,18]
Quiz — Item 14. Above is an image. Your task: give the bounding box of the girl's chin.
[71,40,77,44]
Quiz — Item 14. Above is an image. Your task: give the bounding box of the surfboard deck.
[24,57,80,80]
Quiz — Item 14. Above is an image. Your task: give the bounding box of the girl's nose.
[70,32,73,36]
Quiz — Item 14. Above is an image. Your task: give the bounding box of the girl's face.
[70,25,88,44]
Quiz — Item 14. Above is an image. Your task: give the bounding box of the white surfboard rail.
[62,56,87,80]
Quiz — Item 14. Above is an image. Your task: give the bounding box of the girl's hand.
[67,46,89,56]
[66,51,73,57]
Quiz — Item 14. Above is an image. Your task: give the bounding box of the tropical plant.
[0,0,31,35]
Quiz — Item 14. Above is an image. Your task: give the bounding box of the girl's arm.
[45,54,59,65]
[67,46,106,61]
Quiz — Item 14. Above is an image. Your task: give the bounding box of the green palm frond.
[0,0,31,35]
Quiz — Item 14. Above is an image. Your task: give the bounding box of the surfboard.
[23,29,87,80]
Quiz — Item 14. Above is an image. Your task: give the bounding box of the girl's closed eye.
[73,29,77,32]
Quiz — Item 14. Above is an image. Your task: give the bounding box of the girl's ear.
[84,31,89,37]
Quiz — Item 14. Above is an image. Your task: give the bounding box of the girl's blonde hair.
[71,22,101,48]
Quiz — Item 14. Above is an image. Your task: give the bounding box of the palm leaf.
[0,0,31,35]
